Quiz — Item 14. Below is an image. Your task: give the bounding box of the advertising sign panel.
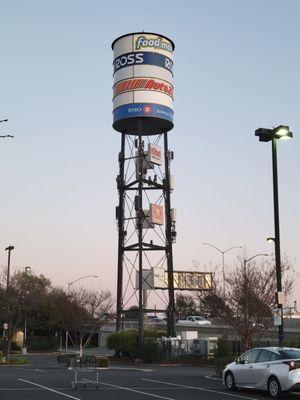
[148,144,162,165]
[150,204,164,225]
[135,270,213,291]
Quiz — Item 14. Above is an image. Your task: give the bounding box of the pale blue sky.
[0,1,299,303]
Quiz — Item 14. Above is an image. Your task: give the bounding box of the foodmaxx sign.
[135,35,173,53]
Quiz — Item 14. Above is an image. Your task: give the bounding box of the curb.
[0,364,33,367]
[205,374,222,381]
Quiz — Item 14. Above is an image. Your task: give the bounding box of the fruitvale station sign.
[136,269,213,291]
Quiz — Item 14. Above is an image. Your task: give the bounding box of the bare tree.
[58,288,113,357]
[196,257,294,350]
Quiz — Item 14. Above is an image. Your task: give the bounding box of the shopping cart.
[69,356,106,390]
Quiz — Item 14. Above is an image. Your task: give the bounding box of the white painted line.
[142,378,261,400]
[18,379,82,400]
[83,379,177,400]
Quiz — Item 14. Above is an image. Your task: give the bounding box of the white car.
[178,316,211,325]
[223,347,300,398]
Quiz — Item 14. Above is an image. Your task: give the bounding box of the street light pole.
[272,137,284,346]
[5,245,14,360]
[202,243,242,298]
[5,246,14,290]
[65,275,98,352]
[255,125,293,347]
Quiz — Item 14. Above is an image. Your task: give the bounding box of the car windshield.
[194,316,204,321]
[279,349,300,359]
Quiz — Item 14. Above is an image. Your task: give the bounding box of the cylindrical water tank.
[112,32,175,135]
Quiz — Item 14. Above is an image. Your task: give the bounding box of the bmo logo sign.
[114,53,143,72]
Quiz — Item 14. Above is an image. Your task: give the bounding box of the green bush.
[142,339,160,363]
[96,356,109,368]
[144,329,166,338]
[9,357,28,365]
[213,337,234,377]
[107,329,166,360]
[0,340,20,352]
[29,336,59,351]
[57,353,76,367]
[107,331,138,357]
[214,337,232,358]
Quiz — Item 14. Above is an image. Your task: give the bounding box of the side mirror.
[235,358,240,364]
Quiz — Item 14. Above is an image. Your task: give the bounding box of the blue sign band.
[113,103,174,123]
[113,52,173,74]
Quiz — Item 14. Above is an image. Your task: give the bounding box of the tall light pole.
[243,253,269,346]
[202,243,242,298]
[65,275,98,352]
[255,124,293,347]
[5,246,14,289]
[5,245,14,360]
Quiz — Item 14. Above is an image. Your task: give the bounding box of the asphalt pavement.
[0,354,299,400]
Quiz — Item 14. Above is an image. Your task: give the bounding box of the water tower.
[112,32,176,345]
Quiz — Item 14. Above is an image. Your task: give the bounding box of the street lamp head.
[255,127,273,142]
[267,237,276,243]
[255,125,293,142]
[5,246,14,251]
[273,125,290,137]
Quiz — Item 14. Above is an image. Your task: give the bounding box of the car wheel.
[268,376,281,398]
[225,372,236,391]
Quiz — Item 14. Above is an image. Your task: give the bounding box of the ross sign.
[148,144,162,165]
[150,204,164,225]
[113,51,173,74]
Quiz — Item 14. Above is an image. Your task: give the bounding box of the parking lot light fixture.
[255,123,293,347]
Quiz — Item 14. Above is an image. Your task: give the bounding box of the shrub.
[0,339,20,353]
[107,331,138,357]
[144,329,166,339]
[213,337,234,377]
[57,353,76,367]
[9,357,28,365]
[214,337,232,358]
[142,339,160,363]
[96,356,109,368]
[29,336,59,351]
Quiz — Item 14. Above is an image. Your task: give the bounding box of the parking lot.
[0,355,299,400]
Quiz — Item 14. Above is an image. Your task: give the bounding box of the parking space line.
[83,379,177,400]
[142,378,260,400]
[18,379,82,400]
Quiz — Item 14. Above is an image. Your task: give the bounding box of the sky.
[0,1,299,307]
